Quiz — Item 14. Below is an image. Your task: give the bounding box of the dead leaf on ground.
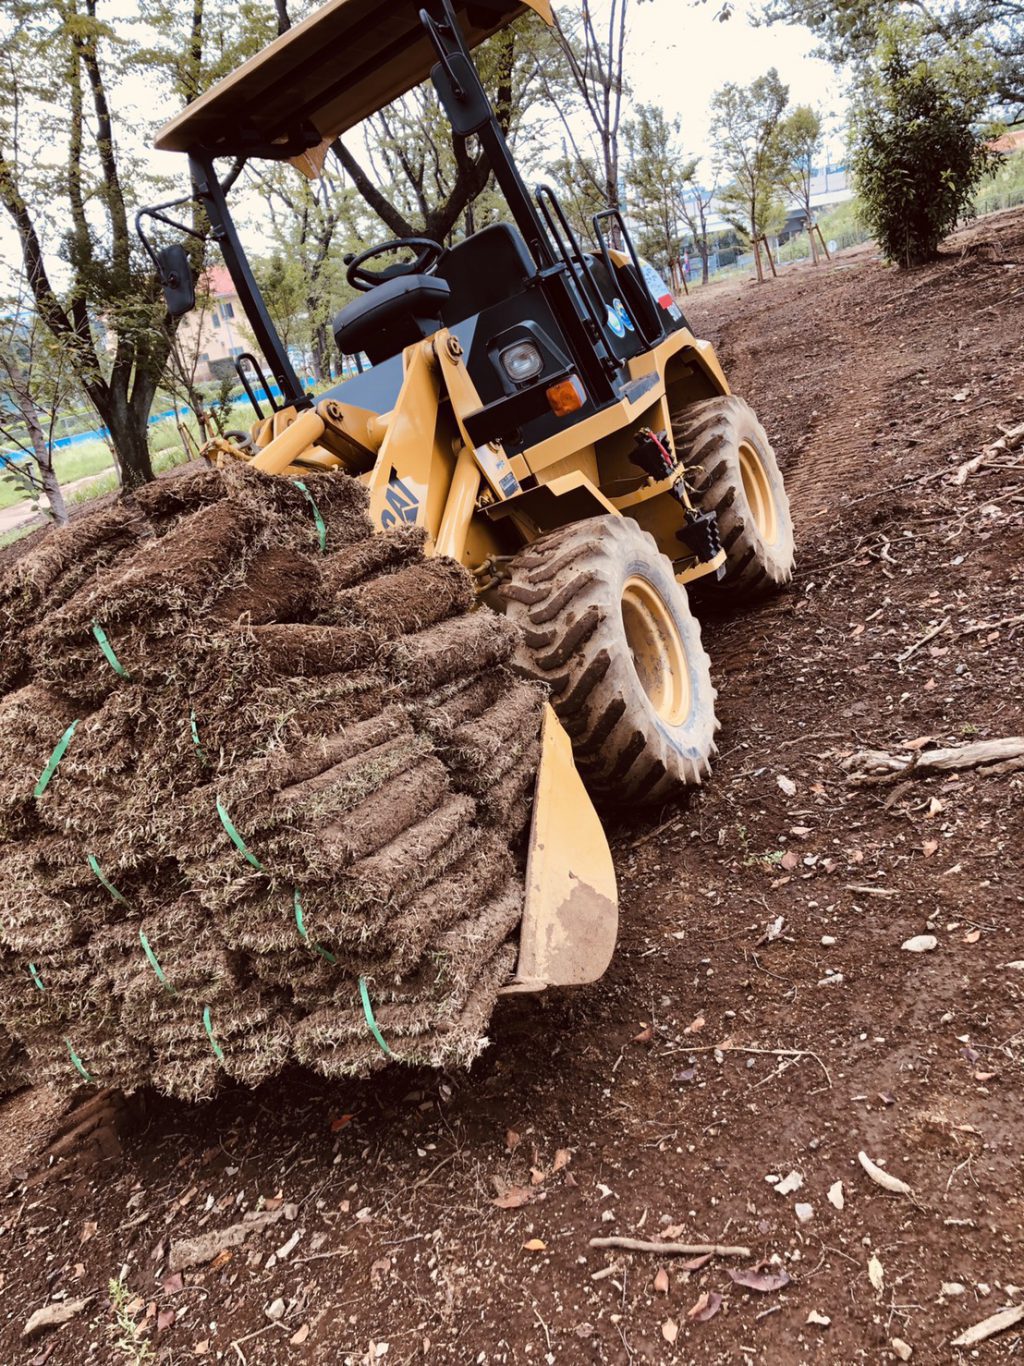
[683,1014,705,1034]
[868,1254,885,1292]
[523,1238,546,1252]
[682,1253,714,1271]
[687,1290,724,1322]
[654,1267,670,1295]
[157,1309,175,1333]
[208,1249,232,1272]
[662,1317,679,1344]
[728,1267,791,1293]
[633,1025,654,1043]
[661,1223,686,1240]
[552,1148,571,1172]
[922,839,939,857]
[80,1221,98,1244]
[780,850,800,871]
[492,1186,532,1209]
[777,774,797,796]
[964,929,981,944]
[290,1324,311,1346]
[530,1166,547,1186]
[505,1129,521,1151]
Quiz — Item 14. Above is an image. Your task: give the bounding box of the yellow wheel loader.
[144,0,795,995]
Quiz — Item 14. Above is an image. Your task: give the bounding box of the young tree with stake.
[710,68,791,282]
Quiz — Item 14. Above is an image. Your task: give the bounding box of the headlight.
[499,341,543,383]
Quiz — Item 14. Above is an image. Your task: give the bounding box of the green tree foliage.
[851,24,999,267]
[710,69,790,278]
[624,104,684,280]
[778,105,823,258]
[756,0,1023,121]
[0,0,278,490]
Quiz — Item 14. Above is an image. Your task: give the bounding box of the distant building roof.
[990,128,1024,153]
[201,265,236,298]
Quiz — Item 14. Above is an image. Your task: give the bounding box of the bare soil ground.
[2,208,1023,1365]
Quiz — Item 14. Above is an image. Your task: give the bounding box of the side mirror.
[156,244,196,318]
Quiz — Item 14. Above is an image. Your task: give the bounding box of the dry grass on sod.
[0,466,544,1102]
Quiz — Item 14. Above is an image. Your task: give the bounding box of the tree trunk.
[103,390,154,490]
[807,217,819,265]
[700,250,710,286]
[5,359,68,525]
[752,237,765,284]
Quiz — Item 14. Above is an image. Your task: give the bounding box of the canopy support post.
[190,153,311,411]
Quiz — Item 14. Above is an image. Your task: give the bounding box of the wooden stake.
[814,224,832,261]
[590,1237,751,1257]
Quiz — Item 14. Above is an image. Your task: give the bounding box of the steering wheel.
[345,237,445,292]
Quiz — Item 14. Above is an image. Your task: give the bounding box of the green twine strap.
[215,798,263,869]
[139,929,175,995]
[203,1005,225,1062]
[34,720,79,798]
[294,889,337,964]
[28,963,44,991]
[293,480,327,553]
[64,1037,93,1083]
[359,977,393,1058]
[189,708,206,764]
[91,621,131,679]
[87,854,129,905]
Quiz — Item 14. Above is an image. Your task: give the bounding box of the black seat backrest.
[436,222,537,325]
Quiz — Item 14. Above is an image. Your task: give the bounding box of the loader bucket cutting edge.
[503,705,618,993]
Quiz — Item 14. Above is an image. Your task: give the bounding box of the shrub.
[851,23,999,267]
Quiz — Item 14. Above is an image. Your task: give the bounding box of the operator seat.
[333,274,450,365]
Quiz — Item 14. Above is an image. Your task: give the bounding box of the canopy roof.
[155,0,553,159]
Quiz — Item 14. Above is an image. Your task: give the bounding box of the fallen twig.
[950,1304,1024,1348]
[676,1043,832,1088]
[896,616,950,665]
[589,1237,750,1257]
[844,737,1024,783]
[952,419,1024,485]
[858,1150,914,1197]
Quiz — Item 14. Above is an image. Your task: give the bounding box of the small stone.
[821,936,836,946]
[940,1282,966,1297]
[891,1338,912,1361]
[817,973,844,986]
[22,1299,92,1339]
[902,935,937,953]
[806,1310,831,1327]
[827,1180,845,1210]
[266,1299,286,1321]
[795,1203,814,1224]
[775,1171,803,1196]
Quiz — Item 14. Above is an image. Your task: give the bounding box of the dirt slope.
[1,209,1022,1364]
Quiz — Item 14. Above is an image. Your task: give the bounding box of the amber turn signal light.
[545,375,585,417]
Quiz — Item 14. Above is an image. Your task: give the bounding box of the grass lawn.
[0,403,256,515]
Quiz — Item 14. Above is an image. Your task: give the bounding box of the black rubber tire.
[501,515,718,805]
[674,395,795,599]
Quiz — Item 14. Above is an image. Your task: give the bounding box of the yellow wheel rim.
[738,441,778,544]
[620,576,691,727]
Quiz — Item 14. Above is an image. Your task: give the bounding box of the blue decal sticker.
[612,297,636,333]
[605,305,626,339]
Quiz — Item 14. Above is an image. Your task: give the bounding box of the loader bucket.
[505,706,618,992]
